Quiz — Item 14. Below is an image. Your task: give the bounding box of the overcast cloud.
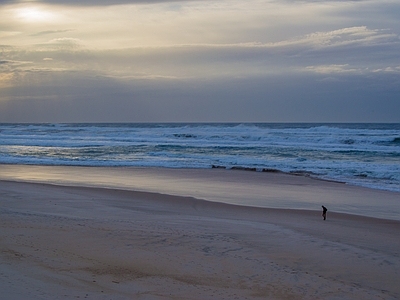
[1,0,399,122]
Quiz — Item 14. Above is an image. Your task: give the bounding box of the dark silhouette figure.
[322,205,327,220]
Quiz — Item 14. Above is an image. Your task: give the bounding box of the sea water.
[0,123,399,192]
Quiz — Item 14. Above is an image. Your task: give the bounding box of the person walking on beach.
[322,205,327,220]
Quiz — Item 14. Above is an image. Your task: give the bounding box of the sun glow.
[15,6,56,23]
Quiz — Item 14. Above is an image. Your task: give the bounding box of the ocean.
[0,123,399,192]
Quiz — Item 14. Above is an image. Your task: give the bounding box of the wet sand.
[1,165,399,220]
[1,167,400,299]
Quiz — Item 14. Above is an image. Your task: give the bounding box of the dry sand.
[1,169,400,299]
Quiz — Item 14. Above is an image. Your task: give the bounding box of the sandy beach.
[1,167,400,299]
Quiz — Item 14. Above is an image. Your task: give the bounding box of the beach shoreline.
[1,164,399,220]
[1,167,400,299]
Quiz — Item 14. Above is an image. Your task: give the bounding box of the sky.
[0,0,399,123]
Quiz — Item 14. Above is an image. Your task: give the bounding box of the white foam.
[0,123,399,192]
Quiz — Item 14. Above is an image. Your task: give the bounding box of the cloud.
[0,59,33,66]
[47,37,81,45]
[305,64,359,74]
[1,71,399,122]
[265,26,399,50]
[0,30,20,38]
[1,25,399,82]
[1,0,399,122]
[30,29,74,36]
[372,66,400,74]
[0,0,193,6]
[35,37,84,51]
